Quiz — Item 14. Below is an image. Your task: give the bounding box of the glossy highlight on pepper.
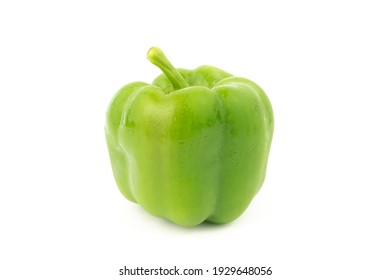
[105,47,274,226]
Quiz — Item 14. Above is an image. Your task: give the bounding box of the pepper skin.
[105,47,274,226]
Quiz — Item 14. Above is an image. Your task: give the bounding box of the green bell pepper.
[105,47,274,226]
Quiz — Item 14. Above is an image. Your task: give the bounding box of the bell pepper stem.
[147,47,188,90]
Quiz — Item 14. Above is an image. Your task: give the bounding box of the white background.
[1,0,389,279]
